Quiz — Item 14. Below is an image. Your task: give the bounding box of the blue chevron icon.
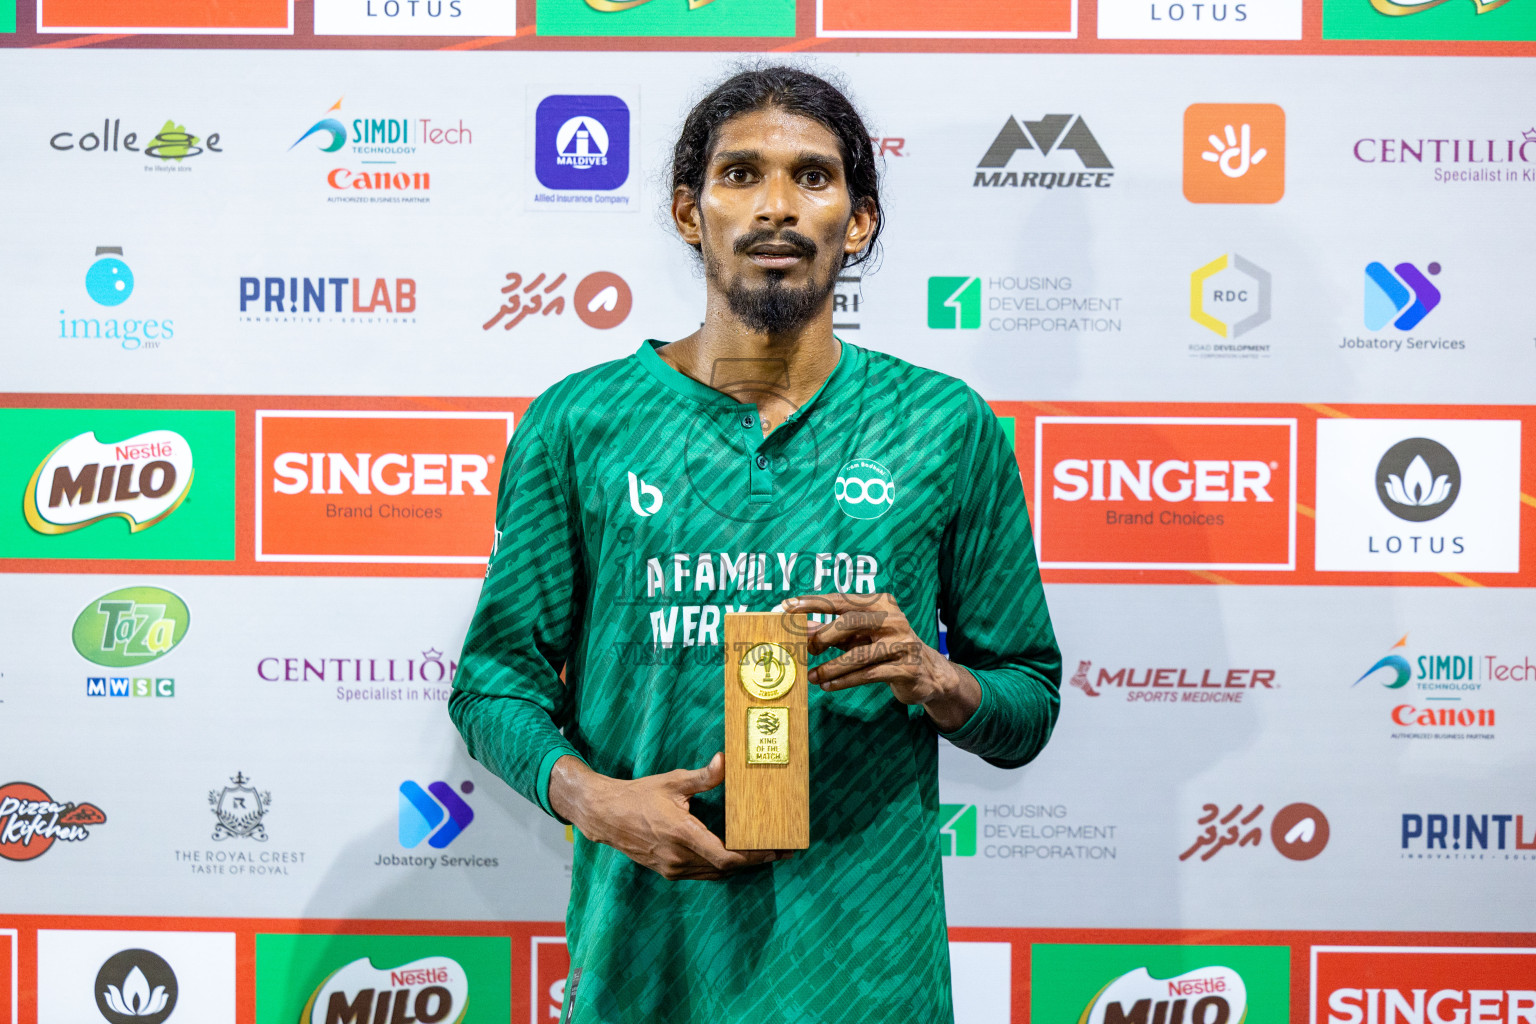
[1364,261,1442,331]
[398,780,475,849]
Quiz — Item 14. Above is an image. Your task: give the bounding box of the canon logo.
[1052,458,1274,502]
[271,452,493,497]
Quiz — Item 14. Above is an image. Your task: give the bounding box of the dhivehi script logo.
[1081,965,1247,1024]
[834,458,894,520]
[24,429,194,535]
[301,956,469,1024]
[72,587,190,667]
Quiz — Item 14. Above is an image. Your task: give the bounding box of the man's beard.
[706,227,840,335]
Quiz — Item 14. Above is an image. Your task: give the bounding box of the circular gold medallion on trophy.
[739,642,795,700]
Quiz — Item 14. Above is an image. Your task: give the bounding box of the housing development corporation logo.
[26,430,193,535]
[926,274,1124,335]
[1183,104,1286,203]
[1032,944,1290,1024]
[928,277,981,329]
[973,114,1114,189]
[939,804,977,856]
[532,93,635,207]
[60,247,175,351]
[940,802,1119,861]
[398,780,474,849]
[94,948,178,1024]
[0,781,107,861]
[1189,253,1272,357]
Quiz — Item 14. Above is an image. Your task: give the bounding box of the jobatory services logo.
[238,274,417,324]
[927,274,1124,335]
[1399,812,1536,859]
[1069,659,1276,704]
[1313,947,1536,1024]
[60,247,175,351]
[529,92,638,208]
[973,115,1114,190]
[290,97,471,203]
[940,802,1118,861]
[48,119,224,171]
[1189,253,1272,358]
[1313,419,1520,573]
[75,586,189,699]
[1352,127,1536,183]
[255,411,513,565]
[538,0,794,36]
[253,934,510,1024]
[1032,944,1290,1024]
[94,948,178,1024]
[1180,801,1330,862]
[818,0,1073,36]
[1183,104,1285,203]
[399,780,474,849]
[1034,417,1297,570]
[482,270,633,332]
[0,782,106,862]
[1099,0,1301,39]
[0,409,235,562]
[1325,0,1536,39]
[1363,260,1443,332]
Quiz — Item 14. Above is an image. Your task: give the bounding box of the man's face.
[677,106,871,335]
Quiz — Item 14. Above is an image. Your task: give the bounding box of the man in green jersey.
[451,66,1061,1023]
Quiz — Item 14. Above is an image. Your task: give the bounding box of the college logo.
[399,781,474,849]
[1035,417,1296,570]
[1313,419,1519,573]
[927,277,981,329]
[1365,261,1441,330]
[255,411,513,564]
[482,270,633,332]
[60,247,175,351]
[974,115,1113,189]
[1189,254,1271,356]
[1180,801,1329,861]
[49,119,224,162]
[939,804,978,856]
[210,772,272,842]
[238,275,418,322]
[535,95,630,192]
[1183,104,1285,203]
[95,948,178,1024]
[1032,944,1290,1024]
[627,471,664,517]
[0,781,106,861]
[538,0,794,36]
[1314,947,1536,1024]
[25,429,192,536]
[834,458,894,520]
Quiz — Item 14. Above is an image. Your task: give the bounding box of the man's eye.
[725,167,753,183]
[801,170,827,187]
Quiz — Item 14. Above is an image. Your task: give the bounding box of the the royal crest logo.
[1081,965,1248,1024]
[209,772,272,842]
[24,429,194,535]
[834,458,895,520]
[301,956,469,1024]
[0,781,107,861]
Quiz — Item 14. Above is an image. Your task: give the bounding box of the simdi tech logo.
[0,409,235,562]
[61,247,175,351]
[537,0,795,37]
[1324,0,1536,39]
[1183,104,1285,204]
[1034,417,1297,570]
[1032,944,1290,1024]
[973,114,1115,190]
[253,934,510,1024]
[1312,947,1536,1024]
[290,97,472,203]
[255,410,514,564]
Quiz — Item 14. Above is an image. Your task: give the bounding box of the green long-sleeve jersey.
[450,338,1061,1024]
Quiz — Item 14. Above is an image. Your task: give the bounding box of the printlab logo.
[1400,811,1536,858]
[535,95,630,192]
[927,277,981,329]
[27,429,193,536]
[238,274,417,323]
[49,118,223,164]
[209,772,272,841]
[1183,104,1286,203]
[627,471,664,517]
[399,780,474,848]
[1189,253,1272,356]
[834,458,895,520]
[939,803,978,856]
[0,781,107,861]
[973,114,1114,189]
[95,948,177,1024]
[1180,801,1329,861]
[1376,437,1459,521]
[483,270,633,331]
[61,247,175,351]
[1365,261,1441,330]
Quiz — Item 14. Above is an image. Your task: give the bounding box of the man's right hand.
[547,752,788,881]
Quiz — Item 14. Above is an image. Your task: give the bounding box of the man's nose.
[755,170,798,226]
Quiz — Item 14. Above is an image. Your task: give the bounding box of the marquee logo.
[1314,948,1536,1024]
[26,430,193,536]
[1183,104,1285,203]
[95,948,177,1024]
[301,956,469,1024]
[834,458,895,520]
[1365,261,1441,331]
[0,781,107,862]
[1035,417,1296,570]
[1082,965,1247,1024]
[399,781,474,849]
[974,115,1114,189]
[535,95,630,192]
[72,586,190,668]
[256,411,513,564]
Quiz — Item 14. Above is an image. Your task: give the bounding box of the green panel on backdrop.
[537,0,795,37]
[997,415,1016,452]
[1031,943,1290,1024]
[1323,0,1536,39]
[255,934,511,1024]
[0,408,235,561]
[0,0,15,33]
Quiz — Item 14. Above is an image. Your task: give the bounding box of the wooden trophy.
[723,612,810,851]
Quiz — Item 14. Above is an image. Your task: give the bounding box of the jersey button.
[755,454,769,470]
[741,414,755,428]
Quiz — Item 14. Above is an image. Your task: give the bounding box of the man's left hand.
[772,592,981,734]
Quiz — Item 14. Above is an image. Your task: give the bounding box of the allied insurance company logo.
[399,780,474,849]
[95,948,178,1024]
[255,411,514,564]
[1031,944,1289,1024]
[290,97,472,201]
[1313,948,1536,1024]
[535,94,631,192]
[74,586,190,699]
[302,956,470,1024]
[49,117,223,166]
[972,113,1115,190]
[26,428,193,536]
[238,274,418,323]
[60,246,175,351]
[1189,253,1272,357]
[1183,104,1285,203]
[0,781,107,861]
[1034,417,1297,571]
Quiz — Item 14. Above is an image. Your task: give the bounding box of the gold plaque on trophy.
[724,613,810,851]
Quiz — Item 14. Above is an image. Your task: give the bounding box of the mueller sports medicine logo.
[238,275,417,323]
[60,247,175,351]
[973,115,1114,189]
[1035,417,1296,570]
[1189,253,1272,357]
[1083,966,1248,1024]
[0,781,106,861]
[255,411,512,564]
[25,430,193,535]
[1183,104,1285,203]
[535,94,631,195]
[1069,660,1276,704]
[1313,948,1536,1024]
[301,956,469,1024]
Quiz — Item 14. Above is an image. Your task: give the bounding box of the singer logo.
[24,430,193,535]
[1312,947,1536,1024]
[1034,417,1296,570]
[256,411,513,564]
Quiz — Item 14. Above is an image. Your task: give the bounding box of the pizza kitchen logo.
[25,429,193,535]
[302,956,469,1024]
[0,781,107,862]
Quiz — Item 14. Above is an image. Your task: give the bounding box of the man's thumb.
[678,752,725,795]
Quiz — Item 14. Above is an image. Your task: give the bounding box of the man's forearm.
[548,753,604,832]
[922,660,982,733]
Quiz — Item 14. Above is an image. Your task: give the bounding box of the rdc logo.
[834,458,895,520]
[535,95,630,192]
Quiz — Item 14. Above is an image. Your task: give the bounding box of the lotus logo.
[24,429,194,535]
[95,948,178,1024]
[72,587,190,668]
[1376,438,1459,522]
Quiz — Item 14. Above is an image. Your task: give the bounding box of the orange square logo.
[256,411,512,564]
[1034,417,1296,570]
[1183,103,1285,204]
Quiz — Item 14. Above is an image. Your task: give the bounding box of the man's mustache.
[733,229,819,259]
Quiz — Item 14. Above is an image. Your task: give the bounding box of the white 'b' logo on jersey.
[627,471,663,517]
[834,458,894,520]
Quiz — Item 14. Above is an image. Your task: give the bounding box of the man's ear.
[673,185,702,246]
[843,198,876,257]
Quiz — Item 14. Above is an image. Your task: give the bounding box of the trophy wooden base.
[723,612,810,851]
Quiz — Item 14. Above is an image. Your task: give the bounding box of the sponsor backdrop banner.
[0,15,1533,1024]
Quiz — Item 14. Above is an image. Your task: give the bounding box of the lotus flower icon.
[1375,438,1459,523]
[1383,454,1452,508]
[104,965,170,1017]
[94,949,178,1024]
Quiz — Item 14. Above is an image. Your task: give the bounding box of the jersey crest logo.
[627,471,663,517]
[834,458,894,520]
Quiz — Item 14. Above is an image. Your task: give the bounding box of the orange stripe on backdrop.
[39,0,290,29]
[820,0,1074,34]
[34,32,131,46]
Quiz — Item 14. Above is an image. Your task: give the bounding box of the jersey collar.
[635,337,862,426]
